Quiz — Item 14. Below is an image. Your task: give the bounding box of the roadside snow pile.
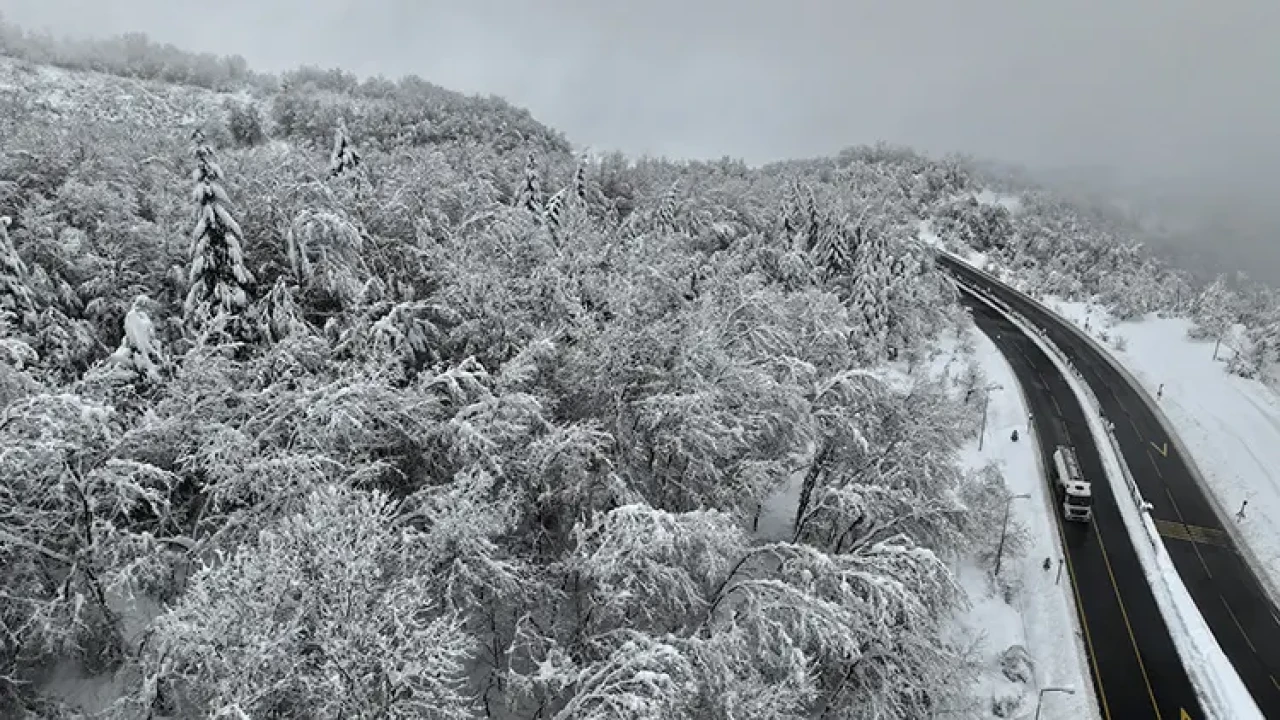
[944,329,1097,720]
[1047,297,1280,603]
[961,276,1263,720]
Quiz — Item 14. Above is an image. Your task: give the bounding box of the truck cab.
[1052,445,1093,522]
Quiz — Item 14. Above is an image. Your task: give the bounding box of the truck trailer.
[1051,445,1093,522]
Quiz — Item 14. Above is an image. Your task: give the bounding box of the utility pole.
[977,382,1004,451]
[994,493,1031,576]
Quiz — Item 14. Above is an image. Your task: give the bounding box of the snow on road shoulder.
[1047,297,1280,604]
[986,290,1261,719]
[947,327,1097,720]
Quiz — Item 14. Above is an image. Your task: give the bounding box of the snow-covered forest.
[0,18,1271,720]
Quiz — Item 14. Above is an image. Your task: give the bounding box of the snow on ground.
[1045,297,1280,605]
[975,189,1024,214]
[945,327,1097,720]
[983,287,1261,719]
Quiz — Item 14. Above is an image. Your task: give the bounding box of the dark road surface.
[963,289,1202,719]
[948,253,1280,718]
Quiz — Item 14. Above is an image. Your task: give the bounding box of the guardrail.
[941,250,1261,720]
[948,270,1156,543]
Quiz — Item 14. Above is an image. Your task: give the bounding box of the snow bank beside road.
[1048,297,1280,606]
[960,274,1263,720]
[948,327,1097,720]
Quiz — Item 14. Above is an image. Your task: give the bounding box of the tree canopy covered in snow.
[3,17,1264,719]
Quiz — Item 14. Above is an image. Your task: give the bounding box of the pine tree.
[0,216,37,327]
[812,215,852,278]
[107,294,164,383]
[848,226,892,359]
[516,152,543,218]
[328,121,361,178]
[543,187,568,235]
[656,179,681,231]
[803,188,822,252]
[184,131,254,326]
[573,161,589,203]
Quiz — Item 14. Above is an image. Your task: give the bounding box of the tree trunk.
[793,442,831,538]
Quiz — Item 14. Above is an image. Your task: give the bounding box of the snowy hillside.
[0,55,250,131]
[0,17,1241,720]
[0,24,1079,720]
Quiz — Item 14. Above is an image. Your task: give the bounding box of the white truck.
[1052,445,1093,522]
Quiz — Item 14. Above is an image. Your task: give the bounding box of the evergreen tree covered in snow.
[656,179,681,232]
[573,161,589,202]
[812,216,854,278]
[516,151,543,217]
[184,132,255,326]
[847,225,893,358]
[327,120,361,178]
[106,294,164,383]
[0,216,37,326]
[543,186,568,234]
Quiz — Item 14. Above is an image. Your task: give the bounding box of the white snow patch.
[918,218,942,247]
[41,585,165,715]
[756,461,806,542]
[975,189,1024,214]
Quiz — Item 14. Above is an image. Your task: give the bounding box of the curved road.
[963,289,1202,718]
[943,255,1280,717]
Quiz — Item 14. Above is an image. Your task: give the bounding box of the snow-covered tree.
[656,179,681,231]
[544,186,568,234]
[0,216,37,327]
[254,276,309,344]
[183,132,255,327]
[136,485,474,719]
[1189,274,1238,359]
[1228,320,1280,379]
[517,151,543,217]
[846,226,893,359]
[812,216,853,278]
[573,161,589,202]
[105,294,164,383]
[286,208,365,306]
[327,120,361,178]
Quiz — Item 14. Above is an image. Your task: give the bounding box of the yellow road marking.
[1180,709,1193,720]
[1158,487,1213,578]
[1152,519,1233,549]
[1151,441,1168,457]
[1221,596,1258,654]
[1092,517,1164,718]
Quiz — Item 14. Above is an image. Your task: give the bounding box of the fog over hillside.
[8,0,1273,280]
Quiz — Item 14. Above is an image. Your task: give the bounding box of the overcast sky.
[5,0,1280,276]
